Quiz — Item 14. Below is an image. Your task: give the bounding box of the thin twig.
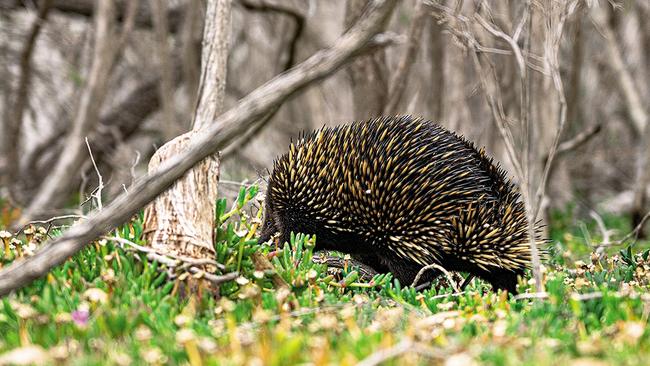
[85,137,104,211]
[552,123,602,158]
[514,290,647,302]
[590,211,615,255]
[15,214,87,235]
[412,263,460,292]
[513,291,549,301]
[616,211,650,245]
[355,340,414,366]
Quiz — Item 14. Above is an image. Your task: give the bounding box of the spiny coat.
[259,116,532,293]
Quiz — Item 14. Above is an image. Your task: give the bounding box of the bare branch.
[552,123,602,159]
[356,340,444,366]
[84,137,104,211]
[105,236,226,271]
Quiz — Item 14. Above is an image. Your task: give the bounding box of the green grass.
[0,189,649,365]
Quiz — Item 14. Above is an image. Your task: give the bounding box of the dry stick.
[105,236,227,272]
[355,340,414,366]
[590,210,614,255]
[383,0,428,115]
[411,262,460,292]
[0,0,398,297]
[84,137,104,211]
[6,0,52,202]
[512,291,549,301]
[551,123,602,159]
[614,211,650,246]
[450,1,576,292]
[525,3,576,292]
[514,290,650,303]
[475,11,535,204]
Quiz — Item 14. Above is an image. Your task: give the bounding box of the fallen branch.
[105,236,226,271]
[0,0,398,297]
[106,235,237,286]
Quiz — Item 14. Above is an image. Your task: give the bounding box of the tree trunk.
[142,0,231,296]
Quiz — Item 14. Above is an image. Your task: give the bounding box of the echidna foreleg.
[475,268,520,293]
[459,274,475,290]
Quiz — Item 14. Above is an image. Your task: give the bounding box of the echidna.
[259,116,532,293]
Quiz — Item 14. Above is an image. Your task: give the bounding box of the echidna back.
[261,116,531,293]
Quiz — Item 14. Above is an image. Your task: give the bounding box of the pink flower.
[71,309,89,327]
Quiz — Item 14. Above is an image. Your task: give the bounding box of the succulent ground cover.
[0,189,649,365]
